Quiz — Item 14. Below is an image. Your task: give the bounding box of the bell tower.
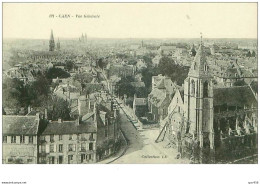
[49,29,55,51]
[184,34,214,149]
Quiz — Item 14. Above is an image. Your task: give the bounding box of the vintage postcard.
[1,2,258,166]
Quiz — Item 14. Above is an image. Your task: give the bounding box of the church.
[156,36,258,163]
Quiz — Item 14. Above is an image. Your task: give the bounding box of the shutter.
[73,144,76,152]
[39,145,42,153]
[46,145,50,153]
[54,144,56,152]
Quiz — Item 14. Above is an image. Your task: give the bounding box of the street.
[110,109,189,164]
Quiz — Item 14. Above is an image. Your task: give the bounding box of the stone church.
[156,37,258,163]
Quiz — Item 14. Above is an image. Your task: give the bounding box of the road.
[111,109,189,164]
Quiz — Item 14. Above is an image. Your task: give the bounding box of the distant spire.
[49,29,55,51]
[200,32,203,45]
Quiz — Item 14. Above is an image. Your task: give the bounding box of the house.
[2,114,47,164]
[133,94,148,118]
[38,93,121,164]
[38,118,97,164]
[148,77,175,123]
[136,59,147,70]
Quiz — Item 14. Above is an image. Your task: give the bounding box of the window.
[69,144,75,152]
[58,156,63,164]
[41,145,45,153]
[89,154,92,160]
[59,135,62,141]
[81,154,86,163]
[81,143,86,151]
[11,136,16,143]
[59,144,63,152]
[69,135,73,140]
[89,143,93,151]
[204,64,208,71]
[20,135,25,143]
[68,155,73,164]
[191,80,195,96]
[27,159,33,163]
[3,136,7,143]
[29,136,33,144]
[178,107,180,113]
[49,156,55,164]
[203,81,209,98]
[50,144,54,153]
[89,133,94,140]
[177,98,178,103]
[50,135,54,142]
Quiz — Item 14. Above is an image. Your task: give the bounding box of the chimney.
[44,109,48,120]
[93,102,97,122]
[67,81,70,99]
[28,106,31,113]
[58,118,62,123]
[76,117,80,126]
[36,113,40,122]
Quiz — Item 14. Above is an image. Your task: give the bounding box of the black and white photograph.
[0,1,259,184]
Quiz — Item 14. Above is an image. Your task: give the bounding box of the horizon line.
[3,37,258,40]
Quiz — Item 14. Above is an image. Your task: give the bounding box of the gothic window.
[203,81,209,97]
[204,64,208,71]
[191,80,195,96]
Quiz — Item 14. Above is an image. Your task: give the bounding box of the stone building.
[38,94,120,164]
[2,114,47,164]
[38,118,97,164]
[156,37,258,163]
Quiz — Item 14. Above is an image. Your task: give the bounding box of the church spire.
[188,33,209,77]
[49,29,55,51]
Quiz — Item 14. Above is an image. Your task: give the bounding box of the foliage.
[233,80,247,86]
[48,96,71,121]
[158,56,189,86]
[45,67,70,79]
[141,67,159,92]
[2,78,25,109]
[65,60,75,71]
[115,76,136,97]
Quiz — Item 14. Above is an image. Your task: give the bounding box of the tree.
[158,56,189,86]
[115,76,136,97]
[45,67,70,79]
[141,67,159,91]
[233,80,246,86]
[49,97,71,121]
[65,60,75,71]
[246,51,252,57]
[251,51,256,57]
[2,78,25,109]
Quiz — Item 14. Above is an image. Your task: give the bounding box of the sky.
[3,3,257,39]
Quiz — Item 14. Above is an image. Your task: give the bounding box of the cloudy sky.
[3,3,257,39]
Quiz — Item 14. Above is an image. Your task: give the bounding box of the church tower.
[49,29,55,51]
[57,38,60,50]
[184,34,214,149]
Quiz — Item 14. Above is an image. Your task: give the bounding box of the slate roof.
[42,121,96,135]
[213,86,257,107]
[3,115,39,135]
[157,78,166,89]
